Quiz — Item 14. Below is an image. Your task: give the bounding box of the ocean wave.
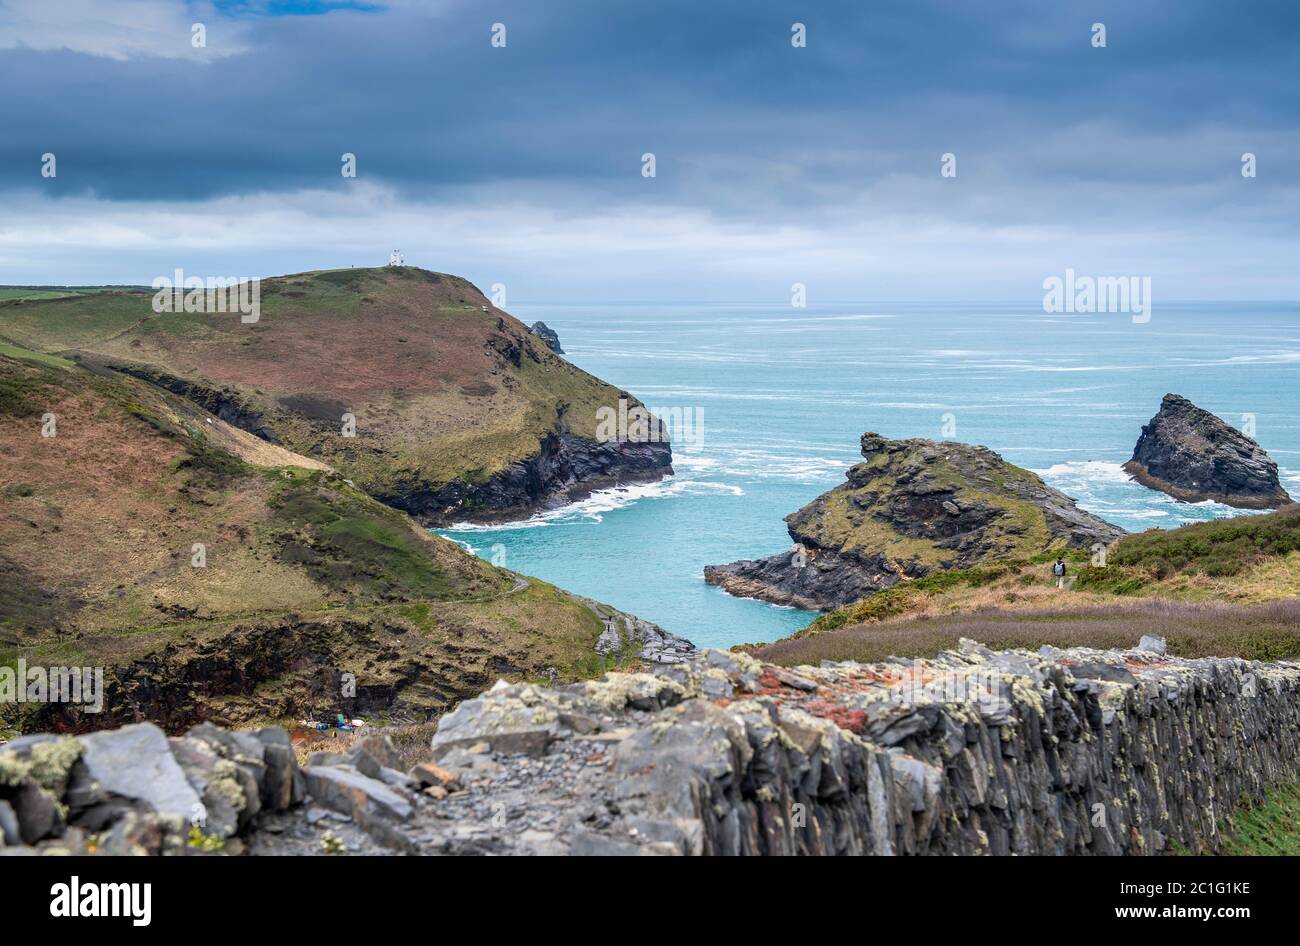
[704,450,852,481]
[671,454,721,471]
[438,477,745,532]
[1033,460,1135,484]
[1036,459,1270,528]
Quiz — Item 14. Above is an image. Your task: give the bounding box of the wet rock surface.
[1124,393,1293,509]
[706,432,1125,611]
[5,641,1296,856]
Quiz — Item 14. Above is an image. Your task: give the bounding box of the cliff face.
[705,432,1125,611]
[0,268,670,525]
[6,641,1297,856]
[0,349,689,737]
[380,428,672,525]
[1124,394,1292,509]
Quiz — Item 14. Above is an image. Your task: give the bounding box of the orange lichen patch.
[800,702,869,735]
[755,669,797,694]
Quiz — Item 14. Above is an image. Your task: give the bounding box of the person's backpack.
[1052,561,1065,576]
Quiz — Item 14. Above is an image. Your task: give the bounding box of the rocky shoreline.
[105,360,674,529]
[5,639,1296,856]
[385,429,673,527]
[706,432,1125,611]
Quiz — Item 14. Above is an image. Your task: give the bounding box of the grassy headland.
[749,505,1300,666]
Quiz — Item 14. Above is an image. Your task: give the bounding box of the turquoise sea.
[440,303,1300,649]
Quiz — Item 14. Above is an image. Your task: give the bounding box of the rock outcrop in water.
[1124,393,1292,509]
[529,321,564,354]
[5,641,1296,856]
[705,432,1125,611]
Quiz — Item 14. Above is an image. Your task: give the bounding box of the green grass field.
[0,286,146,302]
[1217,782,1300,855]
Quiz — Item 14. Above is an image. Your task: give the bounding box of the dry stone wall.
[2,640,1297,856]
[420,640,1300,855]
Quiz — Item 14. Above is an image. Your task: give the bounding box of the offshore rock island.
[1124,393,1293,510]
[705,432,1125,611]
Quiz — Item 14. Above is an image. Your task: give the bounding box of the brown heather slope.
[746,504,1300,666]
[0,267,671,525]
[0,347,668,736]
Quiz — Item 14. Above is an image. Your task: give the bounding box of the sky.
[1,0,1297,302]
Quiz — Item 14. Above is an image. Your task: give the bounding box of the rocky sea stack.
[704,432,1125,611]
[1124,394,1293,510]
[529,321,564,354]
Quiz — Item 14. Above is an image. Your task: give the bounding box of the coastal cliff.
[1124,393,1292,510]
[0,267,670,526]
[380,427,671,525]
[0,348,689,737]
[705,432,1125,611]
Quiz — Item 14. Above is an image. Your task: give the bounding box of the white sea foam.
[1035,459,1269,527]
[707,450,852,481]
[439,477,744,532]
[1034,459,1135,484]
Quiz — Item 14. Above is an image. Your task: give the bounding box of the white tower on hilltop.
[388,250,404,267]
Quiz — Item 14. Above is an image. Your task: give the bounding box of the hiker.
[1052,558,1066,589]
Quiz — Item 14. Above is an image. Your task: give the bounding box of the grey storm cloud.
[2,0,1297,202]
[0,0,1297,299]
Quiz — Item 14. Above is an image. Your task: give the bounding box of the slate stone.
[301,764,413,822]
[258,741,299,812]
[78,723,202,823]
[12,781,63,844]
[0,799,20,846]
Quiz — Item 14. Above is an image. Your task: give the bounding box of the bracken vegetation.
[0,345,627,734]
[0,268,650,507]
[763,501,1300,666]
[1090,504,1300,579]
